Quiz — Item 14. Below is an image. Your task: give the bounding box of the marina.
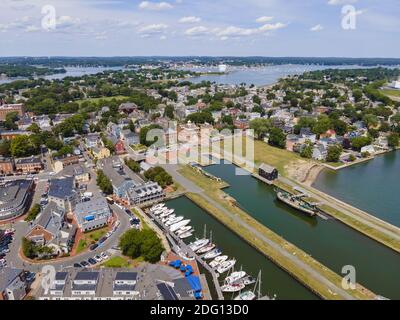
[147,202,270,300]
[203,162,400,299]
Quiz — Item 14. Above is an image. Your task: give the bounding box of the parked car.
[94,255,103,263]
[100,252,109,260]
[73,263,82,268]
[98,237,107,244]
[80,261,90,267]
[88,258,97,265]
[89,243,99,251]
[25,272,36,284]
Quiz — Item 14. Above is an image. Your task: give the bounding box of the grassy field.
[178,165,375,300]
[213,137,306,176]
[75,95,130,105]
[101,256,131,268]
[380,89,400,98]
[75,227,109,254]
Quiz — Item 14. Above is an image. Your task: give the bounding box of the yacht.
[234,291,256,300]
[221,283,246,293]
[209,255,228,268]
[162,214,176,223]
[189,239,209,252]
[197,243,216,254]
[170,220,191,233]
[179,232,193,239]
[175,226,192,235]
[204,249,222,260]
[166,216,184,226]
[217,260,236,274]
[225,271,247,285]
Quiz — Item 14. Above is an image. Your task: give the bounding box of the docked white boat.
[170,220,191,233]
[166,216,184,227]
[242,276,256,286]
[204,249,222,260]
[234,291,256,300]
[151,203,165,212]
[175,226,192,236]
[225,271,247,285]
[221,283,245,293]
[160,209,174,219]
[217,260,236,274]
[179,232,193,239]
[162,214,176,223]
[209,255,228,268]
[197,243,216,254]
[189,239,209,252]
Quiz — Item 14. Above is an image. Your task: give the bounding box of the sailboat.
[234,270,262,301]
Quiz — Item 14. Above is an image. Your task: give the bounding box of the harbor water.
[167,196,318,300]
[202,161,400,299]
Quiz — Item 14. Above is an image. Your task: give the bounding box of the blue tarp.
[186,275,202,292]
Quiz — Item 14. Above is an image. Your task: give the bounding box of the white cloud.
[138,23,168,35]
[328,0,357,5]
[179,16,201,24]
[139,1,173,11]
[256,16,274,23]
[310,24,324,32]
[184,26,209,36]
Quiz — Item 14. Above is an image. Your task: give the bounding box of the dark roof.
[74,271,99,281]
[157,283,179,301]
[48,177,75,199]
[113,284,136,292]
[15,156,41,165]
[0,268,23,292]
[259,163,277,174]
[115,272,137,281]
[55,272,68,281]
[173,277,193,296]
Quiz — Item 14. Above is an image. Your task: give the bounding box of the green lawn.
[380,89,400,98]
[76,240,87,254]
[75,95,130,105]
[102,256,131,268]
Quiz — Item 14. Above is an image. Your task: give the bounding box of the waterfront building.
[0,180,33,221]
[128,182,165,206]
[258,163,279,181]
[74,197,112,232]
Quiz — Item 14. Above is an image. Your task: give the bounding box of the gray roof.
[48,177,75,199]
[74,197,110,224]
[36,202,65,236]
[173,277,193,296]
[55,272,68,281]
[259,163,277,174]
[0,180,32,213]
[15,156,41,165]
[0,268,23,292]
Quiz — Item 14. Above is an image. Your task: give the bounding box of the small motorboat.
[234,291,256,301]
[225,271,247,285]
[166,216,184,226]
[197,243,216,254]
[217,260,236,274]
[209,255,228,268]
[241,276,256,286]
[221,283,245,293]
[189,239,209,252]
[204,249,222,260]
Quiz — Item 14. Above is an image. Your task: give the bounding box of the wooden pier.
[146,209,225,300]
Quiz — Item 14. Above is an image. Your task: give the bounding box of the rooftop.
[48,177,76,199]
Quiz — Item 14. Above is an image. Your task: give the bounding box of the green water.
[314,151,400,227]
[167,196,318,300]
[202,162,400,300]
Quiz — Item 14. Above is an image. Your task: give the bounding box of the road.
[162,164,357,300]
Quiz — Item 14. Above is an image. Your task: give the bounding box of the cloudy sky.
[0,0,399,57]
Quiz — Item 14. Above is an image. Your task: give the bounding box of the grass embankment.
[179,165,375,300]
[380,89,400,98]
[101,256,141,268]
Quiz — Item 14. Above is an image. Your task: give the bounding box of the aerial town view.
[0,0,400,309]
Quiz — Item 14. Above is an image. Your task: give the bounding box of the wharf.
[147,209,225,300]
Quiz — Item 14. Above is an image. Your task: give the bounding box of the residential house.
[91,146,111,160]
[52,154,80,173]
[74,197,112,232]
[312,144,328,161]
[0,268,28,300]
[48,177,78,212]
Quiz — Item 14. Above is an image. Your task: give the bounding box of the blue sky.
[0,0,399,57]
